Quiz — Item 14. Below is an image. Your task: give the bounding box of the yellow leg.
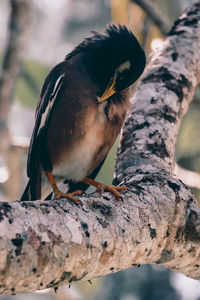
[44,171,82,204]
[83,177,126,201]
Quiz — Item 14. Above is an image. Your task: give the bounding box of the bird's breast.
[48,89,130,183]
[53,125,105,181]
[51,101,107,182]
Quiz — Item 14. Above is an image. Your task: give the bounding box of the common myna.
[21,25,146,203]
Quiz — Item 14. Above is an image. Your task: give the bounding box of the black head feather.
[66,24,146,92]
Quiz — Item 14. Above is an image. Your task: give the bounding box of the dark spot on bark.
[66,253,69,258]
[96,216,109,228]
[168,16,189,36]
[69,276,77,283]
[11,234,23,256]
[169,16,198,32]
[132,264,141,267]
[86,243,92,248]
[80,221,88,231]
[187,5,199,15]
[133,121,150,131]
[47,272,72,288]
[148,224,156,239]
[21,202,36,209]
[103,196,110,201]
[9,219,13,224]
[188,246,195,253]
[11,288,15,293]
[150,97,157,104]
[187,198,193,209]
[70,272,88,283]
[0,202,11,222]
[92,202,112,217]
[185,210,200,242]
[167,181,180,193]
[195,264,199,268]
[165,229,170,238]
[32,268,37,273]
[103,241,108,248]
[80,222,90,238]
[41,241,46,246]
[168,29,186,36]
[159,250,175,263]
[143,67,191,102]
[144,67,173,83]
[183,18,198,26]
[110,267,114,271]
[147,139,169,158]
[147,107,176,123]
[171,52,178,61]
[60,271,72,282]
[175,227,183,240]
[17,259,20,263]
[163,105,177,123]
[149,130,158,138]
[40,282,43,286]
[85,231,90,238]
[47,230,63,244]
[147,249,152,256]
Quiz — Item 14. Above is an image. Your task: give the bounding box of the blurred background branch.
[131,0,171,35]
[0,0,29,201]
[0,0,29,151]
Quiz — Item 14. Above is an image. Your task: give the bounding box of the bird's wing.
[27,62,65,199]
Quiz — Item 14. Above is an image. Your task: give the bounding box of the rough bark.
[0,1,200,295]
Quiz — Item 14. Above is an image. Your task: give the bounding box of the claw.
[54,190,81,204]
[44,171,82,204]
[83,177,126,201]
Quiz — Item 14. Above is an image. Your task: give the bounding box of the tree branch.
[0,1,200,295]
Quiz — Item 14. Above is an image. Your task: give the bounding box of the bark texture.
[0,2,200,294]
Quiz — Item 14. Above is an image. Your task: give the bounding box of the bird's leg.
[44,171,82,204]
[82,177,126,200]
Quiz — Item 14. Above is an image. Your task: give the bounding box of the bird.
[21,25,146,203]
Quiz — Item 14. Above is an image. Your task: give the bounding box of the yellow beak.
[97,73,117,102]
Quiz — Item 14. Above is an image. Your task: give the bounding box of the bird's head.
[66,25,146,102]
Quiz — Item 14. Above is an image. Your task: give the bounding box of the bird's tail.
[20,179,31,201]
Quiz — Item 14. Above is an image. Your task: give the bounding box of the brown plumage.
[21,25,145,202]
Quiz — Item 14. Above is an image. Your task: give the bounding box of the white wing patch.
[40,74,64,129]
[117,60,131,73]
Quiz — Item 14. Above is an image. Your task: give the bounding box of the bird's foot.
[54,189,83,204]
[83,177,126,201]
[44,171,83,204]
[96,184,126,200]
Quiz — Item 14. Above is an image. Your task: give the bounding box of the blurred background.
[0,0,199,299]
